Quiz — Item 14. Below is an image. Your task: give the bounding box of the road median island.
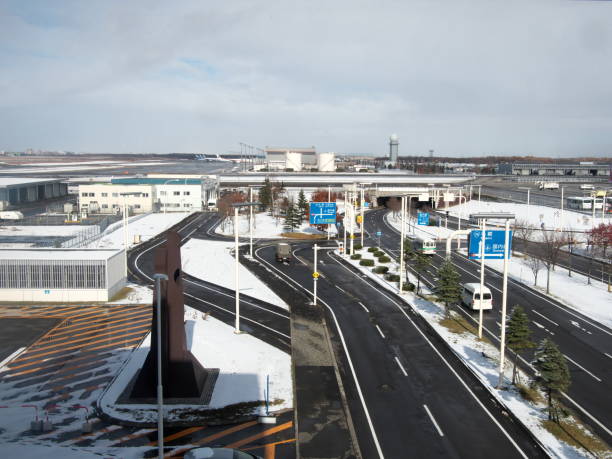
[241,246,360,459]
[333,248,610,459]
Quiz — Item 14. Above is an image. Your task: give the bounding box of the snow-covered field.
[215,212,330,239]
[181,238,289,309]
[100,306,292,424]
[5,161,175,174]
[88,212,191,250]
[0,225,89,237]
[344,246,601,459]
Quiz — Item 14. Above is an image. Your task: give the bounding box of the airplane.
[195,154,242,163]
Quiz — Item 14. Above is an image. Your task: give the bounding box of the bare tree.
[525,255,542,287]
[513,219,535,256]
[539,230,568,294]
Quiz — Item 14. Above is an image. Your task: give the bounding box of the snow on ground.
[449,200,607,236]
[88,212,191,250]
[182,238,289,309]
[480,251,612,329]
[100,306,292,424]
[109,283,153,305]
[0,225,89,236]
[215,212,330,239]
[344,246,597,459]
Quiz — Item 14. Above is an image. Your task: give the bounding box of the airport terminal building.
[0,177,68,210]
[497,162,610,177]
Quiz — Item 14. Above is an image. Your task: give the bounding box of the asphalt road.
[367,207,612,443]
[254,242,546,459]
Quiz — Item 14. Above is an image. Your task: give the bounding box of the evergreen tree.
[532,338,571,422]
[259,178,272,211]
[434,260,462,317]
[297,189,309,222]
[413,252,431,294]
[284,203,301,231]
[506,305,534,384]
[291,203,302,230]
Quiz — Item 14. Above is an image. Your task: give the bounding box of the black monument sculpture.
[130,231,210,400]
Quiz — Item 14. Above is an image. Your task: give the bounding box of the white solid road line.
[375,325,386,339]
[423,404,444,437]
[0,346,26,369]
[605,353,612,359]
[358,302,370,313]
[531,309,559,327]
[254,245,386,459]
[394,356,408,376]
[329,252,530,458]
[563,353,602,383]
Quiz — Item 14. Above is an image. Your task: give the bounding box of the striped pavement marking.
[243,438,296,457]
[167,421,258,457]
[149,425,207,446]
[225,421,293,449]
[46,313,150,339]
[43,317,151,343]
[110,428,157,446]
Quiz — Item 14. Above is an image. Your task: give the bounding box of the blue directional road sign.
[417,212,429,226]
[375,231,382,237]
[468,230,513,260]
[309,202,337,224]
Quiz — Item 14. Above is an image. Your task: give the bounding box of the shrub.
[350,254,361,260]
[403,282,415,291]
[354,243,363,251]
[378,255,391,263]
[360,259,374,266]
[367,247,378,253]
[385,273,400,282]
[373,266,389,274]
[373,250,384,257]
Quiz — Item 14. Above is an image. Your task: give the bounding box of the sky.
[0,0,611,157]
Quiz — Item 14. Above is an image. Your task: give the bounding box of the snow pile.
[181,238,289,309]
[100,306,292,424]
[88,212,191,250]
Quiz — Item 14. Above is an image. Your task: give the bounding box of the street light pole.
[498,218,511,388]
[399,196,406,294]
[234,207,240,334]
[249,187,254,258]
[328,186,332,241]
[313,244,318,305]
[360,185,365,248]
[349,193,354,256]
[153,272,168,459]
[561,186,565,229]
[343,191,348,256]
[478,218,486,340]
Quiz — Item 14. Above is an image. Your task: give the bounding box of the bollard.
[81,421,93,434]
[30,420,43,433]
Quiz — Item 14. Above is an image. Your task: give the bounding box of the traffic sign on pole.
[417,212,429,226]
[468,230,513,259]
[309,202,337,224]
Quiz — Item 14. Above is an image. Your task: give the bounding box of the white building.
[79,183,155,214]
[264,147,335,172]
[0,249,126,302]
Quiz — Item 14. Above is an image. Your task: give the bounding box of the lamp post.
[343,191,348,257]
[518,187,531,220]
[153,272,168,459]
[328,186,332,241]
[399,196,406,294]
[470,212,515,388]
[232,202,258,333]
[561,186,565,229]
[120,191,142,278]
[312,244,319,305]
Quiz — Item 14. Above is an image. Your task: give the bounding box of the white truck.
[538,181,559,190]
[0,211,24,220]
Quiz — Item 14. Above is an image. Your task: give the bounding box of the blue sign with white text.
[417,212,429,226]
[309,202,337,224]
[468,230,513,259]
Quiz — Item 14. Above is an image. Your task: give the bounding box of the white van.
[461,283,493,310]
[579,184,594,190]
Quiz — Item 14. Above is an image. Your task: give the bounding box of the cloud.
[0,0,611,156]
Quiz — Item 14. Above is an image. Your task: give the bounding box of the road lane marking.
[375,325,386,339]
[394,356,408,376]
[0,347,25,369]
[336,285,347,293]
[531,310,558,326]
[358,302,369,313]
[423,405,444,437]
[532,321,554,336]
[605,353,612,359]
[563,354,602,382]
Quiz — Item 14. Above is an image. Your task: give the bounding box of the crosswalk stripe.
[167,421,258,457]
[225,421,293,449]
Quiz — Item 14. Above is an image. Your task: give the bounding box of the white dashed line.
[423,405,444,437]
[563,354,602,382]
[531,309,559,326]
[358,302,370,313]
[394,356,408,376]
[375,325,386,339]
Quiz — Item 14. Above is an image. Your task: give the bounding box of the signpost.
[309,202,337,225]
[375,230,382,246]
[417,212,429,226]
[468,230,513,260]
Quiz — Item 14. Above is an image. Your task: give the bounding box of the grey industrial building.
[497,162,610,177]
[0,177,68,210]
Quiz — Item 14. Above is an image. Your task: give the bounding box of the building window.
[112,193,118,197]
[143,193,149,197]
[183,191,190,196]
[102,204,108,209]
[173,191,180,196]
[160,191,167,196]
[101,193,108,197]
[134,204,141,209]
[89,193,95,197]
[183,203,191,207]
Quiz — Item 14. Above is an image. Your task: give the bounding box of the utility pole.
[234,207,241,334]
[498,218,512,388]
[399,196,406,293]
[312,244,319,305]
[478,218,486,339]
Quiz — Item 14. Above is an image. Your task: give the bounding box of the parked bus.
[412,236,436,255]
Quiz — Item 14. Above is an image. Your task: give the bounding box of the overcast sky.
[1,0,611,157]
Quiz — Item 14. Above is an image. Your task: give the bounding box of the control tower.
[389,134,399,164]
